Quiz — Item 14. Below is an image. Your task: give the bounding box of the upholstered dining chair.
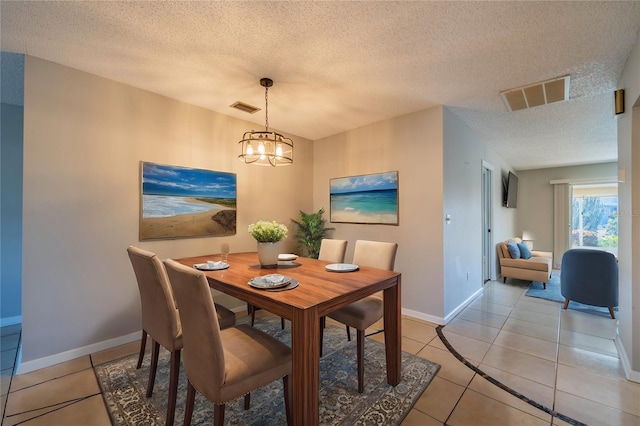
[126,246,183,426]
[163,259,292,426]
[127,246,237,426]
[318,239,348,356]
[560,248,619,319]
[324,240,398,393]
[318,238,348,263]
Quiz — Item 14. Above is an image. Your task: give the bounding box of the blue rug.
[95,313,440,425]
[525,273,616,318]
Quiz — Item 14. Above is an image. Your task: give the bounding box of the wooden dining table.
[175,252,402,426]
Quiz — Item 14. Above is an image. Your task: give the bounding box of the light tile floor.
[2,279,639,425]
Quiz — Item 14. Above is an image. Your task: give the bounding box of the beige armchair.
[497,238,552,288]
[164,259,292,426]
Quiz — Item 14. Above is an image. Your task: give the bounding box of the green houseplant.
[248,220,288,267]
[291,208,334,259]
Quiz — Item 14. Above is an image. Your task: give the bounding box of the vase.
[257,241,280,268]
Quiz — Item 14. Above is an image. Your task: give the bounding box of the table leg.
[291,306,320,426]
[383,277,402,386]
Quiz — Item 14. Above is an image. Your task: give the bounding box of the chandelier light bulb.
[246,142,254,156]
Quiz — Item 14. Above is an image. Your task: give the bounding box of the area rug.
[94,314,440,425]
[525,273,617,318]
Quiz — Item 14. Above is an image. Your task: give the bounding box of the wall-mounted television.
[504,171,518,208]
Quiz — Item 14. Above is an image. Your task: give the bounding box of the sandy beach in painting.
[330,209,398,224]
[140,198,236,239]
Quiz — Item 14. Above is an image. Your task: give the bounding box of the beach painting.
[330,171,399,225]
[140,162,237,240]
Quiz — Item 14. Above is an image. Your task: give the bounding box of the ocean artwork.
[330,171,398,225]
[140,162,237,240]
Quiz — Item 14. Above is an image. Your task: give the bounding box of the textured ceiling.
[2,1,640,170]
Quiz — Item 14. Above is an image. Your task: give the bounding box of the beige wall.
[516,162,618,253]
[313,108,446,320]
[617,28,640,378]
[21,56,313,371]
[313,107,517,321]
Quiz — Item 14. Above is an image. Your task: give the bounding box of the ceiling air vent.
[500,75,570,112]
[230,101,261,114]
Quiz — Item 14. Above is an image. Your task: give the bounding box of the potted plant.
[291,208,334,259]
[248,220,288,268]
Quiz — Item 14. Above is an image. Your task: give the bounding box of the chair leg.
[283,375,292,426]
[543,282,547,289]
[356,329,365,393]
[281,317,285,330]
[214,403,226,426]
[183,381,196,426]
[319,317,325,357]
[146,340,160,397]
[608,307,616,319]
[503,277,507,283]
[248,303,256,326]
[166,349,181,426]
[346,325,351,341]
[563,299,570,310]
[244,393,250,410]
[136,330,147,369]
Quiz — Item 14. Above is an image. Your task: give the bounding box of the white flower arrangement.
[248,220,288,243]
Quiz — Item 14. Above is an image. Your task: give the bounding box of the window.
[571,183,618,256]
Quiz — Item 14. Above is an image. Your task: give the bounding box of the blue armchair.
[560,249,618,319]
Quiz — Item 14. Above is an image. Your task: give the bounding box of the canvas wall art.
[140,162,237,240]
[330,171,399,225]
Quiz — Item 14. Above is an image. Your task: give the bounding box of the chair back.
[318,239,348,263]
[127,246,181,350]
[163,259,226,394]
[352,240,398,271]
[560,249,618,307]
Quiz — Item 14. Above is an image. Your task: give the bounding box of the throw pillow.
[517,242,532,259]
[506,241,521,259]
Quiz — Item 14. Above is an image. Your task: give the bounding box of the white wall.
[21,56,313,371]
[616,28,640,380]
[516,162,618,253]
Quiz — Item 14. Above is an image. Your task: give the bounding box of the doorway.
[482,161,494,284]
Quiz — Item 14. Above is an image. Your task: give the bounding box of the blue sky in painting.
[330,171,397,194]
[142,162,236,199]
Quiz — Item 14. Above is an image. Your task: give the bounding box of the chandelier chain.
[264,86,269,131]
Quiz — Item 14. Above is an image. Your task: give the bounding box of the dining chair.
[126,246,183,426]
[318,239,348,356]
[163,259,292,426]
[318,238,348,263]
[325,240,398,393]
[127,246,237,425]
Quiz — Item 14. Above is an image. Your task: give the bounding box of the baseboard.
[615,335,640,383]
[0,315,22,327]
[443,287,484,324]
[16,330,141,375]
[402,308,444,325]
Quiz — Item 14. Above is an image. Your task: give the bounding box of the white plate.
[249,274,292,289]
[278,253,298,261]
[325,263,359,272]
[194,262,229,271]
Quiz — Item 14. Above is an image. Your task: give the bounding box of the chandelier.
[238,78,293,167]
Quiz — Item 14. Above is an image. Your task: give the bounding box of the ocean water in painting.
[331,189,397,215]
[330,171,398,223]
[143,195,217,218]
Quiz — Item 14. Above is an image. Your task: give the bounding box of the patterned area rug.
[94,314,440,425]
[525,273,616,318]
